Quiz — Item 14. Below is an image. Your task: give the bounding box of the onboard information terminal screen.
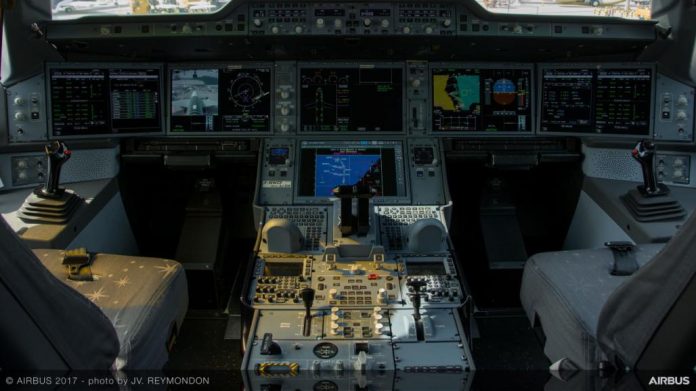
[540,67,652,135]
[50,67,162,137]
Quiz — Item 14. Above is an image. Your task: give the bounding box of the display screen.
[269,148,290,165]
[299,67,403,132]
[50,67,162,137]
[431,67,532,132]
[540,67,652,135]
[263,262,303,276]
[406,261,447,275]
[298,142,406,198]
[170,67,271,133]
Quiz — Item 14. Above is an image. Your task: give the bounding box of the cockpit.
[0,0,694,389]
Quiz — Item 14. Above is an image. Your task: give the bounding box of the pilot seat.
[520,212,696,372]
[0,218,188,370]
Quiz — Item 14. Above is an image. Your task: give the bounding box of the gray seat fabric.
[520,244,663,370]
[33,249,188,370]
[0,218,119,370]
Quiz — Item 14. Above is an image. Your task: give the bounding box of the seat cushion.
[33,250,188,370]
[520,244,662,370]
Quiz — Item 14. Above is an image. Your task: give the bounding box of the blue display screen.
[314,154,382,196]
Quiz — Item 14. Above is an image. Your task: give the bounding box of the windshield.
[476,0,652,20]
[50,0,652,21]
[52,0,233,20]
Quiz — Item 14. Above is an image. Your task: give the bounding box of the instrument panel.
[5,61,695,144]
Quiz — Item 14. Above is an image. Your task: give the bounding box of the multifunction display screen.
[298,141,407,199]
[540,67,652,135]
[170,67,271,133]
[431,67,532,132]
[299,67,403,132]
[50,67,162,137]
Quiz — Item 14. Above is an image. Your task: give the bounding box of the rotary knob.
[424,26,433,34]
[14,112,26,121]
[279,121,290,132]
[402,26,411,34]
[411,79,422,88]
[363,18,372,27]
[294,25,303,34]
[279,90,290,99]
[316,18,325,28]
[442,18,452,28]
[271,25,280,34]
[381,19,389,28]
[676,111,687,121]
[677,94,688,107]
[13,97,25,106]
[280,106,290,116]
[253,18,263,27]
[334,19,343,28]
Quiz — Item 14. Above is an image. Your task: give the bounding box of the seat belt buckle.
[604,241,638,276]
[604,241,635,252]
[62,248,94,281]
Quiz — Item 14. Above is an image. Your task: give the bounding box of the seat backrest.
[0,218,119,370]
[597,211,696,371]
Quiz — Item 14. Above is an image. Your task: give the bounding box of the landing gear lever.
[300,287,315,337]
[37,140,72,198]
[631,140,667,196]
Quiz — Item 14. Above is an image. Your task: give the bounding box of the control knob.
[279,121,290,132]
[253,18,263,27]
[334,19,342,28]
[677,94,688,107]
[676,111,687,121]
[13,97,25,106]
[294,26,303,34]
[271,26,280,34]
[424,26,434,34]
[363,18,372,27]
[402,26,411,34]
[411,79,422,88]
[316,18,325,28]
[280,106,290,116]
[279,90,290,99]
[14,112,26,121]
[381,19,389,28]
[442,18,452,28]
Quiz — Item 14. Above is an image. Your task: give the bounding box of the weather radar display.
[432,67,532,132]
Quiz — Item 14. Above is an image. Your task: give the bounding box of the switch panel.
[654,74,695,143]
[274,62,297,134]
[6,74,48,143]
[11,154,46,187]
[406,61,428,135]
[656,154,690,185]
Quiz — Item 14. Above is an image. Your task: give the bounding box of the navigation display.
[299,66,403,132]
[298,141,407,199]
[49,67,162,137]
[431,67,532,132]
[540,66,653,135]
[170,67,271,133]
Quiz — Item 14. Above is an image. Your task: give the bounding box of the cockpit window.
[475,0,652,21]
[51,0,233,20]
